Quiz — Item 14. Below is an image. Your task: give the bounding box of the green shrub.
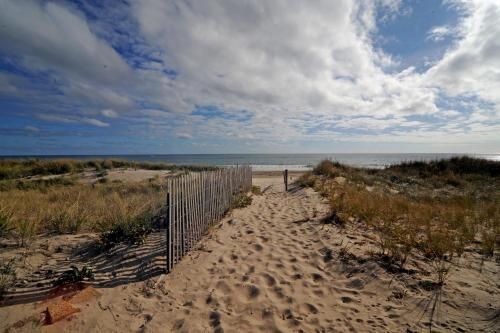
[54,265,94,286]
[48,207,87,235]
[100,218,153,250]
[232,193,253,209]
[251,185,262,195]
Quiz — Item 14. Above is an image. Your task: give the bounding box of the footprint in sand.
[261,272,277,286]
[209,311,224,333]
[312,289,325,297]
[345,278,365,290]
[172,319,185,331]
[245,284,260,299]
[311,273,324,282]
[301,303,319,314]
[216,280,232,293]
[340,296,353,303]
[253,243,264,251]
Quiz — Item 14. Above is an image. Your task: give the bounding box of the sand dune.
[1,174,498,332]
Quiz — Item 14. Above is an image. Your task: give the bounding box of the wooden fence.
[165,166,252,272]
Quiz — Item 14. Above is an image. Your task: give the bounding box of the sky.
[0,0,499,155]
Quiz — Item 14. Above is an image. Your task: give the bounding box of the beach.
[1,170,498,332]
[3,0,500,331]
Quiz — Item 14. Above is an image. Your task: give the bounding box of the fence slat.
[166,180,172,271]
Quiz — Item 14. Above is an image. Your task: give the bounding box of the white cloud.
[37,113,76,124]
[427,25,454,41]
[101,109,119,118]
[81,118,110,127]
[176,132,193,140]
[0,0,130,84]
[24,126,40,132]
[132,0,435,121]
[37,113,109,127]
[426,0,500,107]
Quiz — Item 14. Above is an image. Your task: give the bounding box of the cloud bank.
[0,0,499,153]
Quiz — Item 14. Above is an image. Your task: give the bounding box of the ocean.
[1,153,499,171]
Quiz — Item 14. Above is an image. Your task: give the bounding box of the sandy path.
[66,176,405,333]
[2,175,498,332]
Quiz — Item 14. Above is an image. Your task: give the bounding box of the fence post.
[283,169,288,192]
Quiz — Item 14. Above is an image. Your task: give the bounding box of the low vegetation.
[0,176,76,192]
[100,217,154,250]
[0,258,16,299]
[54,265,94,286]
[251,185,262,195]
[0,159,221,249]
[232,192,253,209]
[0,158,217,181]
[298,157,500,282]
[294,171,316,188]
[0,181,166,246]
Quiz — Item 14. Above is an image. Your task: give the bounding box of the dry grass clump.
[295,171,316,188]
[232,193,253,209]
[0,207,13,238]
[0,258,16,299]
[251,185,262,195]
[312,160,351,177]
[0,176,76,192]
[304,158,500,283]
[0,181,166,247]
[326,183,498,271]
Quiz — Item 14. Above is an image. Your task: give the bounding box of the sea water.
[2,153,499,171]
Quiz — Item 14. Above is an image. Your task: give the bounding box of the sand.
[1,173,499,332]
[79,168,173,184]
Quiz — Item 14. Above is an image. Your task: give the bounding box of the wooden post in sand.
[283,169,288,192]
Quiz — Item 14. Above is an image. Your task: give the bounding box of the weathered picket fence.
[165,166,252,271]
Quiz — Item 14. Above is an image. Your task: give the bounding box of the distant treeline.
[0,159,218,180]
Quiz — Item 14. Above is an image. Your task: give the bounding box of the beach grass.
[0,158,217,181]
[0,159,219,247]
[0,181,166,246]
[298,157,500,277]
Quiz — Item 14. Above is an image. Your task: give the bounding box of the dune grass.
[0,159,217,246]
[0,158,217,181]
[298,157,500,280]
[0,180,166,247]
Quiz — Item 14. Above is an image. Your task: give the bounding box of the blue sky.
[0,0,499,155]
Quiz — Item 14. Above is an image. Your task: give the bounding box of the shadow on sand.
[1,231,167,307]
